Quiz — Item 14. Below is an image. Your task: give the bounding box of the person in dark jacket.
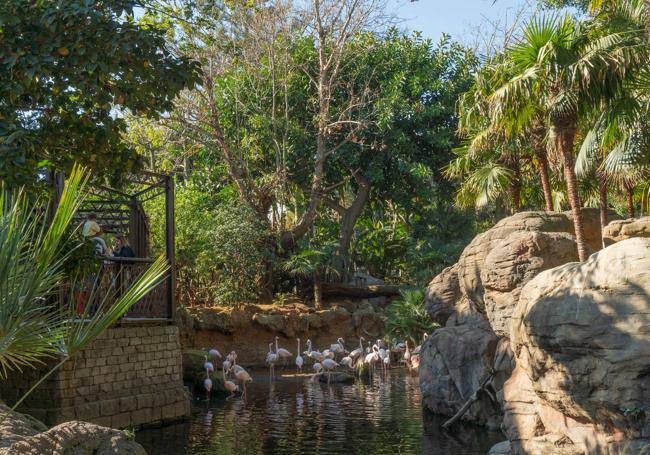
[112,234,135,258]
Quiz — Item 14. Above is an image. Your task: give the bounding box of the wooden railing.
[72,257,171,320]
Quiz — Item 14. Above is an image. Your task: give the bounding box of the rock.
[603,216,650,245]
[481,230,579,337]
[419,323,514,428]
[0,403,47,449]
[1,421,146,455]
[315,372,356,384]
[487,441,512,455]
[424,264,460,325]
[420,210,604,429]
[507,237,650,454]
[0,404,146,455]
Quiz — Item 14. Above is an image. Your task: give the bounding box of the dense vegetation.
[131,0,478,305]
[5,0,650,310]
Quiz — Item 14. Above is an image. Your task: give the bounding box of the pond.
[136,369,503,455]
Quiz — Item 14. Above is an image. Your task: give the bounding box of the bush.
[385,288,438,345]
[149,184,272,306]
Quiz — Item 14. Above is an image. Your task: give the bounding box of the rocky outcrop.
[420,210,603,427]
[505,238,650,454]
[179,300,386,368]
[603,216,650,245]
[0,404,146,455]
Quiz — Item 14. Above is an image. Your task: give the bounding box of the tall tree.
[490,15,643,260]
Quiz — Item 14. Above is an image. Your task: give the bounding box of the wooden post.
[165,175,176,320]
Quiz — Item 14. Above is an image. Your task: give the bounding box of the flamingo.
[364,344,380,377]
[340,355,353,368]
[349,337,365,360]
[222,365,238,399]
[203,356,215,374]
[208,348,222,359]
[413,333,428,356]
[266,342,279,380]
[306,340,324,363]
[203,377,213,395]
[329,338,346,356]
[311,362,323,381]
[295,339,304,372]
[410,354,420,373]
[383,351,391,370]
[377,345,387,374]
[404,341,412,373]
[275,336,293,367]
[232,364,252,400]
[322,358,339,384]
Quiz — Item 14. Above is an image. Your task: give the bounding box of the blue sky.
[387,0,530,42]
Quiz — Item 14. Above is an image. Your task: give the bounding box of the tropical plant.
[384,289,437,346]
[283,242,340,309]
[489,14,644,260]
[0,165,169,419]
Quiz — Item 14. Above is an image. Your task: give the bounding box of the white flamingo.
[322,358,339,384]
[404,341,412,373]
[295,338,304,372]
[275,336,293,367]
[311,362,323,381]
[349,337,365,360]
[222,364,238,399]
[306,340,324,363]
[208,348,222,359]
[329,338,346,356]
[203,356,215,374]
[232,363,252,400]
[266,342,279,380]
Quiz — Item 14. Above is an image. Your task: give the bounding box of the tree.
[0,0,198,186]
[490,14,643,260]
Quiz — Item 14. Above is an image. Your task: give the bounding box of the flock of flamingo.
[200,334,428,399]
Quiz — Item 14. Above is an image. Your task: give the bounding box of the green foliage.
[0,0,198,186]
[385,289,438,346]
[149,183,271,306]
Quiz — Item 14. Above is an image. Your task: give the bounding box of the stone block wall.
[0,324,189,429]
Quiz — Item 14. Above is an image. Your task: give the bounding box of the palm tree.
[0,165,168,419]
[283,242,340,309]
[490,14,644,260]
[458,62,556,212]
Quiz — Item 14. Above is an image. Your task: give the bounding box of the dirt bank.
[178,298,390,368]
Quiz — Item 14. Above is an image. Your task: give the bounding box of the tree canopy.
[0,0,198,186]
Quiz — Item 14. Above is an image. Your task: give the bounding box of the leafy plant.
[385,289,438,345]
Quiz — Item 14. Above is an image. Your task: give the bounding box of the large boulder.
[420,210,602,427]
[0,403,146,455]
[603,216,650,245]
[506,238,650,454]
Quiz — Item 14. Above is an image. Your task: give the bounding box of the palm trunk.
[625,181,635,218]
[555,123,588,261]
[313,269,323,310]
[598,171,608,248]
[534,146,554,211]
[509,159,522,213]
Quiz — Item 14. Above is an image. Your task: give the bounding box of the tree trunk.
[625,181,635,218]
[555,123,588,262]
[534,146,554,211]
[598,171,608,228]
[313,269,323,310]
[508,158,522,213]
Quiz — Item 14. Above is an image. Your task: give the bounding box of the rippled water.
[137,369,502,455]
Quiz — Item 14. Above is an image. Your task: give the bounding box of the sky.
[387,0,532,45]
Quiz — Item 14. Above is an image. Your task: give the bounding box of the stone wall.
[0,324,189,429]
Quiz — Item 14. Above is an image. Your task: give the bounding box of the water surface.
[137,369,502,454]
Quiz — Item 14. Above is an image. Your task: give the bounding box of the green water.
[136,369,503,454]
